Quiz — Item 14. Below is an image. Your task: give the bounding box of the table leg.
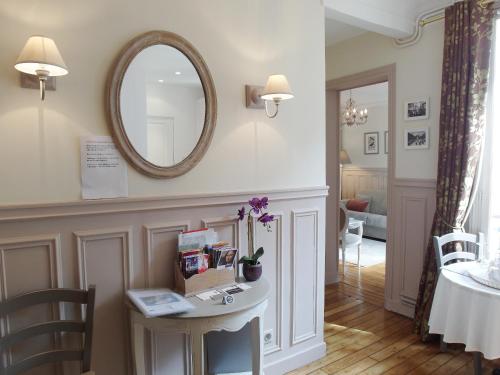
[251,315,264,375]
[473,352,482,375]
[191,329,205,375]
[130,320,146,375]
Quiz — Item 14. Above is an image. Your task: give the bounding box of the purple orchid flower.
[260,197,269,209]
[249,197,262,214]
[237,206,246,221]
[257,212,274,224]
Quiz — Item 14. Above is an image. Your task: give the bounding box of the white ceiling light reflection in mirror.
[120,45,205,167]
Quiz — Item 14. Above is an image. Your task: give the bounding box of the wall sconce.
[14,36,68,101]
[245,74,294,118]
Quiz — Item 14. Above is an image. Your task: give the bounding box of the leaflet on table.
[127,288,194,318]
[196,283,252,301]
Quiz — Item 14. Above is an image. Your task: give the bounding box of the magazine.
[127,288,195,318]
[178,228,218,251]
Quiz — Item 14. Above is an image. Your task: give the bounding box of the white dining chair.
[339,206,363,268]
[434,231,484,270]
[433,231,484,373]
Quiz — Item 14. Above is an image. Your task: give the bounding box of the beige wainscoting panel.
[75,227,133,375]
[201,215,241,250]
[386,179,436,317]
[254,213,284,355]
[0,234,63,375]
[144,221,190,288]
[0,187,327,375]
[291,209,319,346]
[341,166,388,199]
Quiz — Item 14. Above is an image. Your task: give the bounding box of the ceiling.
[325,18,367,46]
[324,0,453,46]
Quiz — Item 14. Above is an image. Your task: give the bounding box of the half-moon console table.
[128,278,270,375]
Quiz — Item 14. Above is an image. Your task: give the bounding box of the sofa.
[340,190,387,241]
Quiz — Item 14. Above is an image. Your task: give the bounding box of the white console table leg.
[191,329,205,375]
[251,315,264,375]
[131,320,146,375]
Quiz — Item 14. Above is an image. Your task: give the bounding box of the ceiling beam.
[324,0,415,38]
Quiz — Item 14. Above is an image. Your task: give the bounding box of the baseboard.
[325,271,340,285]
[264,341,326,375]
[385,298,415,318]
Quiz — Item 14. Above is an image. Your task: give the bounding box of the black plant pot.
[242,263,262,282]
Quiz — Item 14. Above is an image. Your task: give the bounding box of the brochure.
[127,288,195,318]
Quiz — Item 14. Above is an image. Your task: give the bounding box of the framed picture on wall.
[384,131,388,154]
[364,132,379,154]
[404,97,429,121]
[404,127,429,150]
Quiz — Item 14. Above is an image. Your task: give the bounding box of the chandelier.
[341,90,368,126]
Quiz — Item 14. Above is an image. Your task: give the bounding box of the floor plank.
[288,260,498,374]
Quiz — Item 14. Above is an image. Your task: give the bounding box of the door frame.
[325,64,396,309]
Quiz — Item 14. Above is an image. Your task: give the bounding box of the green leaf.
[252,247,264,261]
[238,255,252,264]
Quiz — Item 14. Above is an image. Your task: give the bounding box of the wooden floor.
[288,262,500,375]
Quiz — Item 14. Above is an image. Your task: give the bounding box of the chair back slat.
[0,321,85,351]
[0,285,96,374]
[3,350,82,375]
[0,289,88,316]
[433,232,484,271]
[442,251,476,265]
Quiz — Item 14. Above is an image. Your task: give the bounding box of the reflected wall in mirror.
[107,31,217,178]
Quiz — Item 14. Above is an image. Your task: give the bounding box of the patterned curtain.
[413,0,495,341]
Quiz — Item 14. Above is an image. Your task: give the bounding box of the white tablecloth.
[429,262,500,360]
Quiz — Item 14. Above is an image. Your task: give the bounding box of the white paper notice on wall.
[80,136,128,199]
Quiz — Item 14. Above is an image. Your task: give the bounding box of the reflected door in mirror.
[120,45,205,167]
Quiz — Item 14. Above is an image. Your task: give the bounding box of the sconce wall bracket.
[20,73,56,91]
[245,85,265,109]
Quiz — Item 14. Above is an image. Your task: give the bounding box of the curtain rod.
[420,0,495,27]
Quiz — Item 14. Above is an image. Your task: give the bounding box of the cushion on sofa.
[354,193,372,212]
[346,199,369,212]
[357,190,387,216]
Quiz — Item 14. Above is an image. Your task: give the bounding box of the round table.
[128,278,270,375]
[429,262,500,361]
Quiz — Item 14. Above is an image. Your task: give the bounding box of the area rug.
[342,237,386,267]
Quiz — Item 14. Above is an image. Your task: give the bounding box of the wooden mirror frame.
[106,30,217,178]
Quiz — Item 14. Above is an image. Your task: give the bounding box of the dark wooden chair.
[0,285,96,375]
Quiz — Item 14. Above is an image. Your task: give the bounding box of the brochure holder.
[174,264,235,296]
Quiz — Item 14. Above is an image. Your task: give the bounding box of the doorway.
[325,64,395,309]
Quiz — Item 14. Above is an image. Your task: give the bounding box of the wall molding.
[0,186,329,223]
[201,215,241,250]
[75,227,134,375]
[393,178,436,189]
[254,212,284,355]
[291,209,319,346]
[0,234,63,368]
[75,227,133,292]
[144,221,190,288]
[341,166,388,199]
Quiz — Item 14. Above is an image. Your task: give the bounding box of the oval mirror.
[107,31,217,178]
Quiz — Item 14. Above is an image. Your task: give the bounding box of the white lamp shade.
[15,36,68,77]
[340,149,352,164]
[260,74,294,101]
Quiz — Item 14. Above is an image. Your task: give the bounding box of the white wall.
[0,0,326,205]
[326,21,443,179]
[147,84,205,163]
[342,104,388,168]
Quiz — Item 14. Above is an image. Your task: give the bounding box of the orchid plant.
[237,197,274,266]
